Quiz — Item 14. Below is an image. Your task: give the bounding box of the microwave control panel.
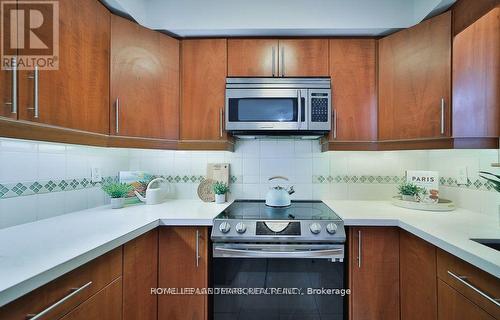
[310,93,329,122]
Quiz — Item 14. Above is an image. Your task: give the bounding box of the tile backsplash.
[0,138,129,228]
[1,137,499,229]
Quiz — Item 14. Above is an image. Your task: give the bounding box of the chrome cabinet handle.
[357,230,362,268]
[196,229,200,268]
[115,98,120,134]
[297,90,302,129]
[447,271,500,307]
[440,98,445,135]
[219,108,224,138]
[281,47,285,77]
[27,66,39,118]
[333,108,338,139]
[26,281,92,319]
[272,47,276,77]
[5,57,18,114]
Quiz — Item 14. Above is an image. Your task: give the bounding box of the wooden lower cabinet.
[400,230,437,320]
[158,227,208,320]
[437,280,495,320]
[349,227,400,320]
[437,249,500,319]
[123,229,158,320]
[60,278,122,320]
[0,248,122,320]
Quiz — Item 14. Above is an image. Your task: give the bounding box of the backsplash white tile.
[1,137,498,229]
[0,138,130,229]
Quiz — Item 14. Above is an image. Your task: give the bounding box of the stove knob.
[219,221,231,234]
[326,223,338,234]
[309,223,322,234]
[235,222,247,234]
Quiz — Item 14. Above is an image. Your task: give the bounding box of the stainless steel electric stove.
[211,200,346,320]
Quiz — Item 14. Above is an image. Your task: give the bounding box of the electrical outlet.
[91,167,102,183]
[456,166,468,185]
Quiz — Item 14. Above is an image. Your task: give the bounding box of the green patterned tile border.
[1,174,496,200]
[0,176,117,199]
[312,175,497,192]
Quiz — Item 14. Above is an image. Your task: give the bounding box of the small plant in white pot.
[102,182,133,209]
[213,181,230,204]
[397,182,425,202]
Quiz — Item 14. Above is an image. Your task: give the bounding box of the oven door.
[213,243,345,320]
[226,89,308,131]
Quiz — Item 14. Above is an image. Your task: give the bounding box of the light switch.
[456,166,468,185]
[91,167,102,183]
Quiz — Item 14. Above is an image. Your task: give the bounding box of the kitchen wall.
[1,138,498,229]
[0,138,129,229]
[129,140,499,217]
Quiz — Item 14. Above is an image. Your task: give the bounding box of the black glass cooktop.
[216,200,341,221]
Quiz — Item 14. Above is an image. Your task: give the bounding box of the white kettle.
[265,176,295,207]
[134,178,170,205]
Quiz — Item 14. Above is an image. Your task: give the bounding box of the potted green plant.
[213,181,230,204]
[398,182,425,202]
[102,182,134,209]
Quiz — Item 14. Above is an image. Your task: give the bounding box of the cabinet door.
[329,39,377,141]
[379,12,451,140]
[438,280,494,320]
[400,230,437,320]
[111,15,180,139]
[453,7,500,138]
[278,39,329,77]
[123,229,158,320]
[18,0,110,134]
[180,39,227,141]
[228,39,278,77]
[349,227,399,320]
[158,227,208,320]
[60,278,122,320]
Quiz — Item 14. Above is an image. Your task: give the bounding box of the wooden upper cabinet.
[228,39,278,76]
[180,39,227,141]
[227,38,328,77]
[452,7,499,138]
[0,64,16,119]
[158,227,208,320]
[279,39,329,77]
[349,227,400,320]
[17,0,110,134]
[110,15,180,140]
[400,230,437,320]
[378,12,451,140]
[329,39,377,141]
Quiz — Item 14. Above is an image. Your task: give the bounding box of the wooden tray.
[391,196,455,212]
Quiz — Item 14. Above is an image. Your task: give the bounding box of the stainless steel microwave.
[225,78,331,136]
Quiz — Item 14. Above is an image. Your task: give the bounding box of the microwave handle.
[297,90,302,129]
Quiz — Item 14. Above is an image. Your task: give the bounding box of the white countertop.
[323,200,500,279]
[0,199,232,307]
[0,199,499,307]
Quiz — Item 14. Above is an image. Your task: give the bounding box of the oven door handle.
[213,246,344,259]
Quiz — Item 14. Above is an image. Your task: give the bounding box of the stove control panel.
[212,219,345,243]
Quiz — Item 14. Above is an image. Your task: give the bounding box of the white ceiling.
[101,0,456,37]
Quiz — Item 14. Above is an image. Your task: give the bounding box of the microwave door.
[226,89,306,131]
